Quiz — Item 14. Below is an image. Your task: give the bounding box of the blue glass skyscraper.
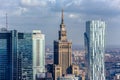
[0,29,33,80]
[84,20,106,80]
[0,28,45,80]
[0,29,18,80]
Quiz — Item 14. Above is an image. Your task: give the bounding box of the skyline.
[0,0,120,46]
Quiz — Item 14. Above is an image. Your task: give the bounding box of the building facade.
[32,30,45,80]
[84,20,106,80]
[18,33,33,80]
[114,73,120,80]
[57,74,81,80]
[53,65,62,79]
[53,10,72,80]
[0,29,46,80]
[0,29,18,80]
[71,64,80,76]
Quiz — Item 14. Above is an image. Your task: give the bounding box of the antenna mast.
[6,13,8,30]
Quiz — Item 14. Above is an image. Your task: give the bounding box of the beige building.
[53,9,72,80]
[53,65,62,80]
[71,64,80,76]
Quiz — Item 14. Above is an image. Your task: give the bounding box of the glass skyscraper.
[0,29,34,80]
[32,30,45,80]
[0,29,46,80]
[18,33,33,80]
[0,29,18,80]
[84,20,106,80]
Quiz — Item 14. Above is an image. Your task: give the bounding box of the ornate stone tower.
[53,9,72,79]
[59,9,67,41]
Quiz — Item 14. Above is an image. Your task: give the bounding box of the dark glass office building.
[0,29,18,80]
[18,33,33,80]
[0,29,33,80]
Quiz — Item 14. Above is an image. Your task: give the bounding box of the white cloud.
[68,14,79,19]
[11,7,28,16]
[109,0,120,9]
[64,0,82,7]
[21,0,47,7]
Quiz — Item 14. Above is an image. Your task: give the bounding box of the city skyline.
[0,1,120,79]
[0,0,120,46]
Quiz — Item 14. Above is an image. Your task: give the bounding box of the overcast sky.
[0,0,120,46]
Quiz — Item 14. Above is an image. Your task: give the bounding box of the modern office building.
[0,28,18,80]
[18,32,33,80]
[17,52,22,80]
[0,28,46,80]
[32,30,45,80]
[53,9,73,80]
[84,20,106,80]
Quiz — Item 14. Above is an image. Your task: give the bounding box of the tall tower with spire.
[53,9,72,80]
[59,9,67,41]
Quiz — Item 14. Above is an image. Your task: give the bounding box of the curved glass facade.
[85,20,106,80]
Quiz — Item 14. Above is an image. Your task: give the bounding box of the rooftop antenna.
[6,13,8,30]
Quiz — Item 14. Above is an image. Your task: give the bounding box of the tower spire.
[61,9,64,24]
[59,9,67,41]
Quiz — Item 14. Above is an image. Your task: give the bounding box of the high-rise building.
[53,9,72,79]
[0,29,18,80]
[84,20,106,80]
[17,52,22,80]
[0,29,46,80]
[18,32,33,80]
[32,30,45,80]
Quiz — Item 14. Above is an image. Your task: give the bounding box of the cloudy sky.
[0,0,120,46]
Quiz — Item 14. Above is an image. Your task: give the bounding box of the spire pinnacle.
[61,9,64,24]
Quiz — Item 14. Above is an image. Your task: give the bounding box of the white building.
[32,30,45,80]
[57,74,81,80]
[84,20,106,80]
